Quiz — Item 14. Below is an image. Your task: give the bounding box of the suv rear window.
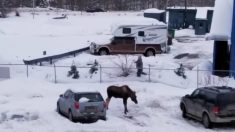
[75,93,103,102]
[204,91,217,104]
[218,92,235,106]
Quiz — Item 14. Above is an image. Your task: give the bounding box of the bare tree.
[13,0,215,11]
[111,55,134,77]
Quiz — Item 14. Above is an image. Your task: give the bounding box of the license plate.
[85,106,97,113]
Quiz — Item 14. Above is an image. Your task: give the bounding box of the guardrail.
[23,47,89,65]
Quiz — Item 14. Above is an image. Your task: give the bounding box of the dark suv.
[180,86,235,128]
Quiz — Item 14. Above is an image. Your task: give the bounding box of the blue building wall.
[230,2,235,77]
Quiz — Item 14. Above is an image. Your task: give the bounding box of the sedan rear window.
[75,93,103,102]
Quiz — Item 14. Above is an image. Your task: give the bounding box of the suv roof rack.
[204,86,235,93]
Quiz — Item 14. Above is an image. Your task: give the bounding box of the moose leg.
[123,98,128,114]
[105,98,111,109]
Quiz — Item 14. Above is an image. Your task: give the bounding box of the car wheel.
[68,110,74,122]
[100,116,107,121]
[202,113,212,128]
[57,103,61,114]
[181,104,187,118]
[99,49,109,55]
[145,49,155,57]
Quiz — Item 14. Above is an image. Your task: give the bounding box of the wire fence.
[0,64,233,88]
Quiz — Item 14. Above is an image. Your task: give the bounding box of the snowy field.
[1,9,235,132]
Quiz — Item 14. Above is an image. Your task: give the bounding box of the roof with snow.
[144,8,165,14]
[207,0,234,41]
[196,8,208,19]
[111,17,166,33]
[167,6,213,10]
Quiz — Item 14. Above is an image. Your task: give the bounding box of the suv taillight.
[212,106,220,114]
[74,102,79,109]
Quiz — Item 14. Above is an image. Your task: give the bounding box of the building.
[143,8,166,23]
[167,7,213,35]
[206,0,233,77]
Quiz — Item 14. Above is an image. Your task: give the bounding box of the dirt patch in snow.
[174,53,199,59]
[0,112,39,123]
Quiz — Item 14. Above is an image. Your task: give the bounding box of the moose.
[106,85,138,114]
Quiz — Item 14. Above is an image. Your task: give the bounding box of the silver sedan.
[57,89,106,122]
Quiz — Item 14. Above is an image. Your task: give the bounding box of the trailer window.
[123,28,131,34]
[138,31,145,36]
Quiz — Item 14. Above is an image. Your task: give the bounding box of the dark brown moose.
[106,85,138,114]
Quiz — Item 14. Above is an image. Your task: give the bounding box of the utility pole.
[184,0,187,28]
[33,0,35,19]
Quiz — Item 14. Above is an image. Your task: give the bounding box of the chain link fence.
[0,64,233,88]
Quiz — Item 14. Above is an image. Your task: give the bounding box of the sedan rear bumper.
[73,111,106,120]
[212,116,235,123]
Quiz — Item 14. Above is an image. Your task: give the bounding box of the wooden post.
[54,64,57,83]
[50,58,52,64]
[26,64,29,78]
[148,65,151,82]
[197,66,199,88]
[100,65,102,83]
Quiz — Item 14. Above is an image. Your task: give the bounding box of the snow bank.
[208,0,234,40]
[192,60,212,71]
[144,8,165,14]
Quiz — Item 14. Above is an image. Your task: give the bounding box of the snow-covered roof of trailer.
[111,17,166,33]
[207,0,233,41]
[144,8,165,14]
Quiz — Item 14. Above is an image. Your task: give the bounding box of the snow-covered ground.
[0,10,234,132]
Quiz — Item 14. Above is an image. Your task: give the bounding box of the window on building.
[123,28,131,34]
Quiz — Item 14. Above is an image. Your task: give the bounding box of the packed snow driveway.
[0,79,234,132]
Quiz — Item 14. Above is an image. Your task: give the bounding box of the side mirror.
[60,94,63,98]
[185,94,190,98]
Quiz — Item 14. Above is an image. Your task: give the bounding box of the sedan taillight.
[74,102,79,109]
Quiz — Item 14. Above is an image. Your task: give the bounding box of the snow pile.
[144,8,165,14]
[208,0,234,40]
[193,60,212,71]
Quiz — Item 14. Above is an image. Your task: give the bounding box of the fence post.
[26,64,29,78]
[54,64,57,84]
[197,66,199,88]
[148,65,151,82]
[100,65,102,83]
